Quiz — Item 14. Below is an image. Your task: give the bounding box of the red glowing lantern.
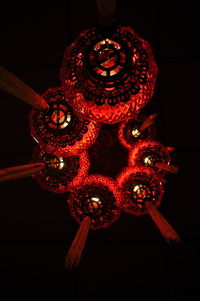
[66,174,121,268]
[29,87,100,156]
[116,166,180,242]
[118,113,157,149]
[60,26,158,124]
[128,140,178,177]
[68,174,121,229]
[116,165,163,215]
[31,146,90,194]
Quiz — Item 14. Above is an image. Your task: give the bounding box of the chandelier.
[0,0,181,269]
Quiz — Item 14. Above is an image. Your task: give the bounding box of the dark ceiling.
[0,1,200,300]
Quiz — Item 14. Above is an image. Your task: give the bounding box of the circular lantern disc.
[124,173,161,213]
[72,184,117,228]
[30,146,90,193]
[118,114,157,149]
[84,194,104,218]
[64,27,153,107]
[68,175,121,229]
[61,26,158,123]
[85,38,131,86]
[131,180,154,205]
[45,101,73,134]
[29,87,100,155]
[117,167,164,215]
[128,141,171,177]
[41,153,68,177]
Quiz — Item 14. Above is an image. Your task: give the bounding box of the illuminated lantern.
[66,174,121,268]
[60,26,158,124]
[116,166,180,242]
[116,166,163,215]
[31,146,90,194]
[118,113,157,149]
[128,140,178,177]
[29,87,100,156]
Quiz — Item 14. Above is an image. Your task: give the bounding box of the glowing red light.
[118,114,157,149]
[60,26,158,124]
[29,87,100,156]
[128,140,171,177]
[31,147,90,193]
[116,166,164,215]
[68,174,121,230]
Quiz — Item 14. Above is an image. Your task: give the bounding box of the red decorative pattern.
[128,140,171,177]
[68,174,121,230]
[116,166,164,215]
[31,146,90,193]
[29,87,100,156]
[60,26,158,124]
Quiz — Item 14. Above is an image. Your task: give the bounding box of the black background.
[0,1,199,300]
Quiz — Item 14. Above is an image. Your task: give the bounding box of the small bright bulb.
[61,122,69,129]
[133,185,140,192]
[91,197,100,203]
[131,128,140,138]
[66,113,71,122]
[144,156,152,165]
[59,158,65,169]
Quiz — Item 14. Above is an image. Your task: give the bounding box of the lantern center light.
[144,155,154,166]
[87,38,126,81]
[86,195,103,213]
[47,102,72,132]
[47,157,65,170]
[132,183,151,203]
[131,127,141,138]
[41,154,67,177]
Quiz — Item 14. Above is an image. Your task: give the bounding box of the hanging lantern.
[128,140,178,177]
[116,166,180,242]
[66,174,121,268]
[116,166,163,215]
[60,26,158,124]
[29,87,100,156]
[31,146,90,194]
[118,113,157,149]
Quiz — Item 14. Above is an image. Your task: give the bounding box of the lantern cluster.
[29,87,98,193]
[27,23,180,268]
